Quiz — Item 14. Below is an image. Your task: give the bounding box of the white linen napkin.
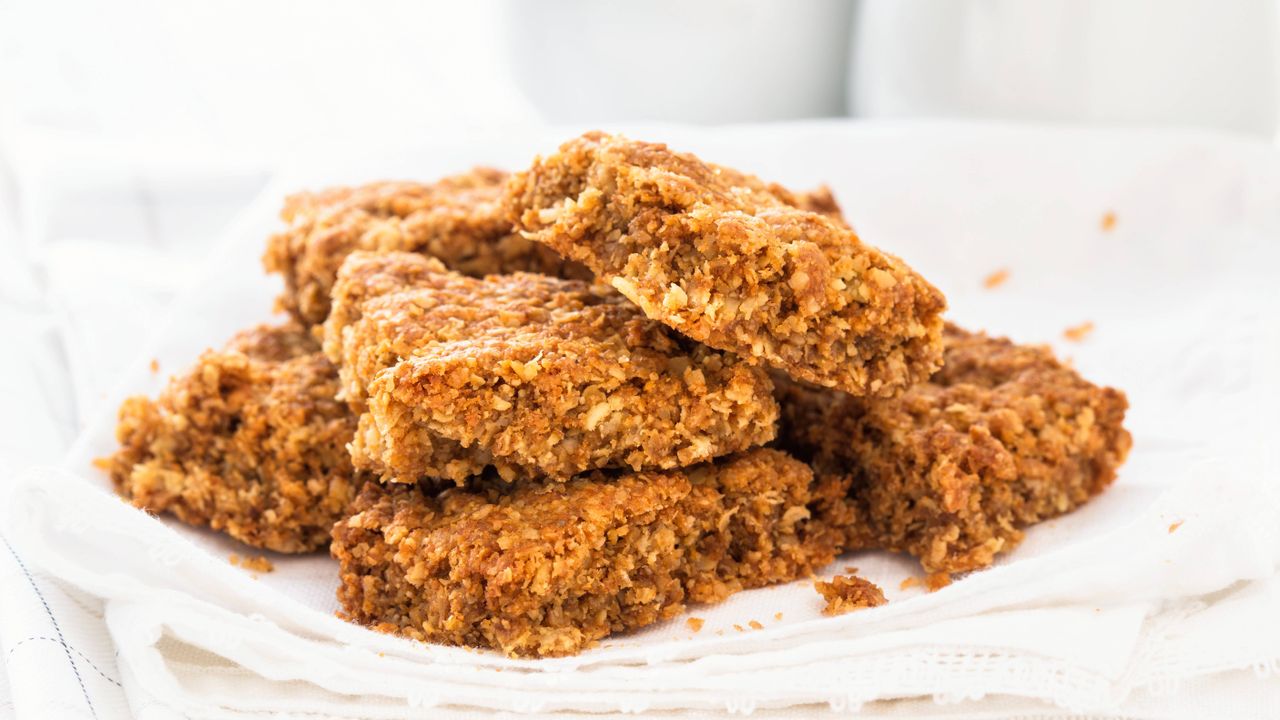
[4,122,1279,718]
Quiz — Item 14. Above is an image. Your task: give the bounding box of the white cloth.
[3,122,1280,718]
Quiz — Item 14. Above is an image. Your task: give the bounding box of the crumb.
[716,630,724,636]
[983,268,1010,289]
[733,624,745,632]
[241,555,274,573]
[815,575,887,616]
[324,251,777,484]
[774,612,783,621]
[504,131,946,397]
[748,620,763,630]
[925,572,951,591]
[899,576,920,591]
[844,566,859,574]
[331,449,844,657]
[229,553,274,573]
[1168,520,1184,533]
[775,323,1130,575]
[1064,321,1095,342]
[686,617,705,633]
[98,323,364,553]
[149,358,160,373]
[1101,211,1117,232]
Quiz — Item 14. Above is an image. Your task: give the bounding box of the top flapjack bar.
[264,169,591,326]
[777,324,1131,574]
[504,132,947,396]
[324,251,778,484]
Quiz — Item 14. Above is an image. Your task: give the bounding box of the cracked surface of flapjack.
[323,251,779,484]
[504,132,946,396]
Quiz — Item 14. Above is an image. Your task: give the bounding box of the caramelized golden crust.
[777,324,1131,574]
[264,169,590,326]
[324,252,779,484]
[815,575,887,616]
[331,449,844,657]
[504,132,946,397]
[767,183,849,227]
[95,323,363,553]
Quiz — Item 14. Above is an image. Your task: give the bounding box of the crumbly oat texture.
[230,554,275,573]
[815,575,887,615]
[96,323,362,553]
[331,449,844,657]
[323,251,779,484]
[504,132,947,397]
[264,169,591,326]
[778,324,1131,575]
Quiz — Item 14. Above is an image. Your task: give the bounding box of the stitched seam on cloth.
[158,641,1122,714]
[130,698,194,720]
[5,635,123,687]
[1,533,100,719]
[1113,592,1280,697]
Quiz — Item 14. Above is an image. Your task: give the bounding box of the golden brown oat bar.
[323,251,778,484]
[814,575,887,616]
[777,324,1131,575]
[264,168,848,328]
[504,132,946,397]
[331,449,844,657]
[263,170,591,326]
[95,323,363,553]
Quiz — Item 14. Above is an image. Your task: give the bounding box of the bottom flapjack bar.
[331,448,845,657]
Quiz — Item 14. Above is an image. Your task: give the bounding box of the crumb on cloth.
[816,575,887,616]
[1168,520,1184,533]
[686,617,704,633]
[982,268,1010,289]
[748,620,763,630]
[149,358,160,373]
[229,553,274,573]
[1064,322,1095,342]
[1101,211,1117,232]
[899,573,951,592]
